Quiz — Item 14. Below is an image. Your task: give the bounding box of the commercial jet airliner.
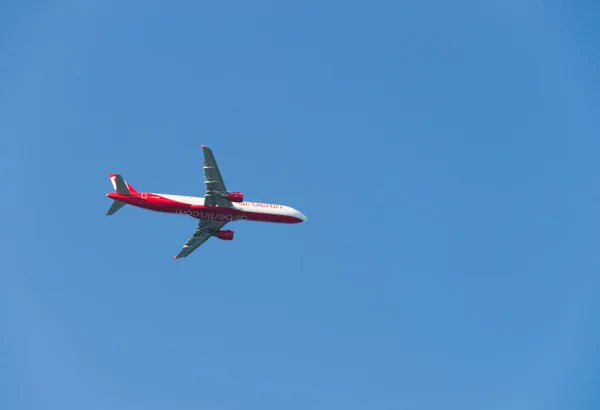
[106,145,307,259]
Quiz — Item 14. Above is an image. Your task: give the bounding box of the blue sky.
[1,1,599,409]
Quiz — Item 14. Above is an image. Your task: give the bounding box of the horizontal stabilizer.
[106,200,126,215]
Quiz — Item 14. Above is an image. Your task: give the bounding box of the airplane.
[106,145,307,259]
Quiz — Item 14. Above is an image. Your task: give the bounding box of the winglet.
[201,144,206,148]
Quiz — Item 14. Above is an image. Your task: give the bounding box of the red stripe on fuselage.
[106,192,303,224]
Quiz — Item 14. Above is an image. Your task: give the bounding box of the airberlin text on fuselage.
[176,210,247,221]
[239,202,283,209]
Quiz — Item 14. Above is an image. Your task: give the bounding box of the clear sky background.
[1,1,599,409]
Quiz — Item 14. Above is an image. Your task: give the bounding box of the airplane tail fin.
[107,173,138,216]
[109,173,138,195]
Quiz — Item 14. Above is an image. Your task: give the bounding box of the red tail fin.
[125,181,137,194]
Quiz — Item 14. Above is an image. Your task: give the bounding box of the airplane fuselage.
[107,192,307,224]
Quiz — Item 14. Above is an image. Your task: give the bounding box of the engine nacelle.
[227,191,244,202]
[216,230,234,240]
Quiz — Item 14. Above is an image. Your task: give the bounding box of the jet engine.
[216,230,234,240]
[227,192,244,202]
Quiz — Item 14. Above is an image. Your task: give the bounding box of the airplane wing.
[202,145,231,207]
[174,219,228,259]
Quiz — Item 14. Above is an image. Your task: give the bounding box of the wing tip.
[174,256,179,260]
[201,144,206,148]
